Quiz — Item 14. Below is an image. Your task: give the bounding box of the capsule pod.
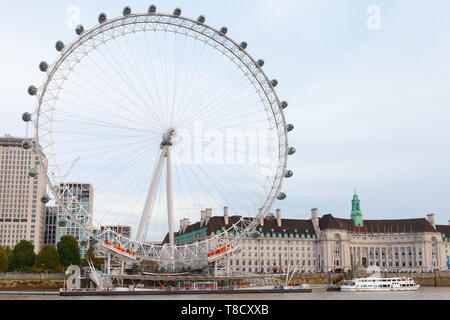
[148,5,156,13]
[22,112,32,122]
[75,24,84,35]
[240,41,247,50]
[28,167,38,178]
[287,124,294,132]
[98,13,107,23]
[277,193,287,201]
[252,231,261,239]
[271,79,278,87]
[22,140,32,150]
[266,212,276,220]
[220,26,228,34]
[40,194,51,204]
[257,59,264,67]
[173,8,181,16]
[58,218,67,227]
[28,85,37,96]
[284,170,294,178]
[158,265,168,273]
[123,6,131,16]
[55,41,64,52]
[39,61,48,72]
[197,15,205,24]
[288,147,296,155]
[281,101,288,109]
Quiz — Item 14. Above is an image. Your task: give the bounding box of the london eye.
[23,5,295,272]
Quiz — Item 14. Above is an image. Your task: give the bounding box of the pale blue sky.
[0,1,449,224]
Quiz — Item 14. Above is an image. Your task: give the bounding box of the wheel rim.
[29,11,290,269]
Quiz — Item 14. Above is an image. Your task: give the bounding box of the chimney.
[276,209,281,228]
[200,210,206,226]
[259,208,264,227]
[179,219,184,233]
[448,220,450,226]
[183,218,190,232]
[224,207,229,225]
[427,214,436,229]
[205,208,212,224]
[311,208,320,234]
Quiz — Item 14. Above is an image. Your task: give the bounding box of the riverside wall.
[0,272,449,291]
[0,273,65,291]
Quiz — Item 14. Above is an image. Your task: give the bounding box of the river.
[0,287,449,300]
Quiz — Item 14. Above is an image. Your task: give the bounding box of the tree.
[57,235,80,267]
[10,240,35,271]
[0,247,8,272]
[4,247,14,272]
[35,245,60,272]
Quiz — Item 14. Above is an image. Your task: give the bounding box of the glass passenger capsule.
[287,124,294,132]
[98,13,107,23]
[28,167,38,178]
[277,193,287,200]
[40,194,51,204]
[197,15,205,24]
[123,6,131,16]
[22,140,32,150]
[173,8,181,16]
[58,218,67,227]
[22,112,32,122]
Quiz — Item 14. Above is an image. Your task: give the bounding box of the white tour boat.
[340,277,420,292]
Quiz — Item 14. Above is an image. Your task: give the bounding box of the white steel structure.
[23,6,295,271]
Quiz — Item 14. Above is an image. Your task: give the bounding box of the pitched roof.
[436,225,450,238]
[319,214,342,230]
[259,218,314,234]
[162,231,179,244]
[163,214,442,243]
[162,215,315,244]
[319,213,437,233]
[0,136,26,147]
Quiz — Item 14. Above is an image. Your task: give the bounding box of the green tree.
[57,235,80,267]
[35,245,60,272]
[0,247,8,272]
[4,247,14,272]
[11,240,36,272]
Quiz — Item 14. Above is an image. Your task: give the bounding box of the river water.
[0,287,449,300]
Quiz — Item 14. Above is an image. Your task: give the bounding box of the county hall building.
[168,193,450,274]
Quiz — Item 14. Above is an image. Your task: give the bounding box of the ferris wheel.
[23,6,295,271]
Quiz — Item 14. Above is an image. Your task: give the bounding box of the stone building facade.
[168,193,450,274]
[0,136,48,252]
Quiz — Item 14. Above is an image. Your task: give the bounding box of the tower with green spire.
[351,190,364,227]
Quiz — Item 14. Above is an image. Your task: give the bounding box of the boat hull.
[340,277,420,292]
[340,285,420,292]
